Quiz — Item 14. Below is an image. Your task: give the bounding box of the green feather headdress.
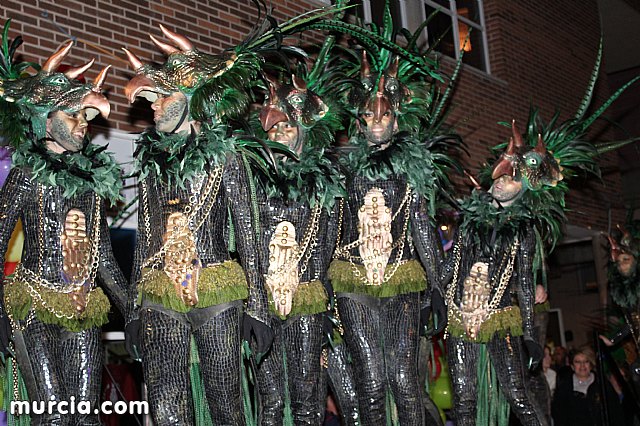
[0,20,122,204]
[316,1,464,214]
[607,212,640,308]
[468,40,640,284]
[0,19,41,148]
[251,32,350,209]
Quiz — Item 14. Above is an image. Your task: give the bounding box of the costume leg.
[193,302,245,426]
[381,292,424,426]
[326,342,360,425]
[60,327,102,426]
[337,294,386,426]
[256,316,285,426]
[487,335,547,426]
[283,313,324,425]
[446,336,480,426]
[528,371,551,424]
[19,318,65,425]
[140,305,192,425]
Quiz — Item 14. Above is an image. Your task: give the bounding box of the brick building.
[2,1,638,347]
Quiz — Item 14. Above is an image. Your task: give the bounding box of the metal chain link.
[141,167,223,273]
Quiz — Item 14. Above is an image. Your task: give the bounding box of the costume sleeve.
[0,169,28,272]
[315,201,341,298]
[0,168,29,317]
[609,322,632,346]
[96,202,132,321]
[410,193,443,294]
[224,153,268,324]
[128,179,149,322]
[440,229,461,286]
[516,227,537,340]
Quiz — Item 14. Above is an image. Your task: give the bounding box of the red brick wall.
[1,0,326,131]
[448,0,625,230]
[1,0,626,229]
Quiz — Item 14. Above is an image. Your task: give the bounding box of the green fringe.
[328,260,427,298]
[282,346,294,426]
[534,301,551,313]
[241,342,257,426]
[476,344,510,425]
[139,261,249,313]
[447,306,523,343]
[4,356,30,426]
[5,281,110,332]
[330,329,344,346]
[267,280,328,320]
[189,336,213,426]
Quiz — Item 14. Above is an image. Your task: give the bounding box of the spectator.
[552,346,624,426]
[543,346,557,395]
[552,345,572,381]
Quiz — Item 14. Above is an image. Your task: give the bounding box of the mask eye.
[524,153,541,167]
[49,75,68,86]
[288,94,304,105]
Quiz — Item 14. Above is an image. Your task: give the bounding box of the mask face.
[616,252,637,277]
[490,174,524,205]
[150,91,189,133]
[46,109,88,152]
[359,107,397,150]
[266,120,301,154]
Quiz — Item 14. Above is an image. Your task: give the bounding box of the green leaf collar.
[12,138,123,205]
[133,121,234,187]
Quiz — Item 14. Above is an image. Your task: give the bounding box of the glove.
[0,314,11,357]
[421,288,447,337]
[524,337,543,370]
[242,314,274,358]
[124,319,142,362]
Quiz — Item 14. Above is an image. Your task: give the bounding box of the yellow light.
[440,225,448,231]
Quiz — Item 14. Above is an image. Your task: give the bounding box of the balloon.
[4,261,18,277]
[0,146,12,188]
[6,220,24,263]
[430,358,454,411]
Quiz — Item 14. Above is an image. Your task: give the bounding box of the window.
[359,0,490,73]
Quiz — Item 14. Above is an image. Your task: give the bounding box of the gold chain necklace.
[140,167,224,272]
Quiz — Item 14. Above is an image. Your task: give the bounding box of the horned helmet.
[491,120,563,192]
[350,53,410,148]
[608,225,639,278]
[123,25,249,125]
[259,73,329,153]
[0,40,110,144]
[351,53,407,112]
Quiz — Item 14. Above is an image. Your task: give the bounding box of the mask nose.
[77,114,88,129]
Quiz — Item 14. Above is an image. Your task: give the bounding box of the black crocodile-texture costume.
[443,227,547,426]
[0,167,130,426]
[131,153,266,425]
[336,174,442,426]
[254,191,336,425]
[326,341,360,425]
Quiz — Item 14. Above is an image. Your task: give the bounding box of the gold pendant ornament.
[163,212,201,307]
[358,188,392,286]
[61,208,92,314]
[267,221,300,317]
[461,261,491,340]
